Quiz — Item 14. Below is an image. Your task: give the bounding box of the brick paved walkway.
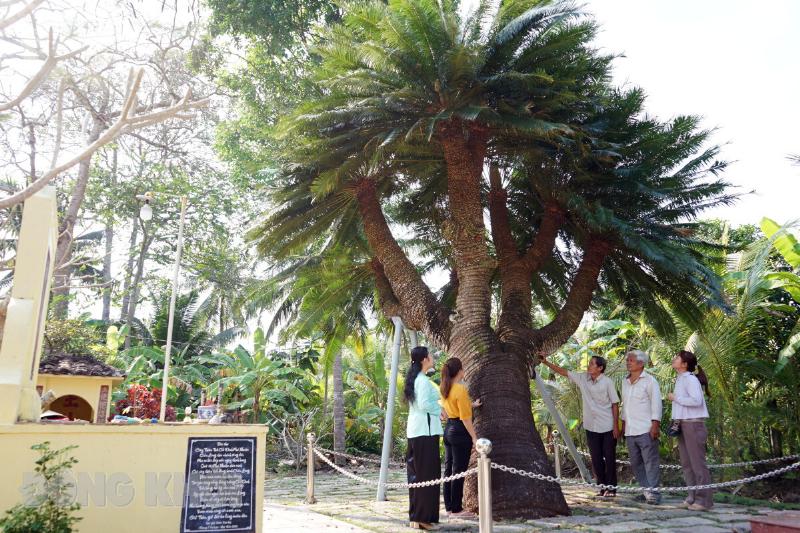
[264,467,793,532]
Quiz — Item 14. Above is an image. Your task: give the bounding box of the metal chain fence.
[491,460,800,493]
[314,446,405,468]
[312,446,477,489]
[555,442,800,470]
[305,437,799,533]
[311,444,799,493]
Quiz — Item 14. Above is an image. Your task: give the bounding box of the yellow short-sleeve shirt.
[440,382,473,420]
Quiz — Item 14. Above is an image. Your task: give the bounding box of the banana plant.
[198,327,310,423]
[760,217,800,373]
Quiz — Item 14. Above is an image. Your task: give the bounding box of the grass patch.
[714,492,800,510]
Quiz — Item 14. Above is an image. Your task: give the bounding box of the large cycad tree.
[251,0,733,517]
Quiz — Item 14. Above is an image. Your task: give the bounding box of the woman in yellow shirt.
[440,357,481,517]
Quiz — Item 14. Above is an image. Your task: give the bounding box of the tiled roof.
[39,353,126,378]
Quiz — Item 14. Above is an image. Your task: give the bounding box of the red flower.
[114,385,176,421]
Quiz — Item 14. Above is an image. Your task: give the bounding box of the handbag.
[666,420,681,437]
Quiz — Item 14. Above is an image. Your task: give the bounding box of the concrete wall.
[0,423,266,533]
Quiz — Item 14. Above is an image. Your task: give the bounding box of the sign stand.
[534,372,592,482]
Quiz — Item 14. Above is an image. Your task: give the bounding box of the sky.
[585,0,800,227]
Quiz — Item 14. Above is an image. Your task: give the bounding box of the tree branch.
[531,237,611,356]
[369,257,403,318]
[0,0,44,31]
[490,162,536,340]
[521,202,565,273]
[0,0,28,8]
[355,178,452,348]
[0,68,208,209]
[49,77,65,168]
[488,163,517,264]
[0,29,86,113]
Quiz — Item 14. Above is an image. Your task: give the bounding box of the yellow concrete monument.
[0,188,266,532]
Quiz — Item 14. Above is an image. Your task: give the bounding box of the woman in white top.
[667,350,712,511]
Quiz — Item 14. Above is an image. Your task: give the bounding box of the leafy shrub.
[0,442,82,533]
[43,319,112,360]
[113,384,176,421]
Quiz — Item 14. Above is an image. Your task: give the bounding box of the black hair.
[440,357,462,399]
[677,350,711,397]
[591,355,607,373]
[403,346,429,404]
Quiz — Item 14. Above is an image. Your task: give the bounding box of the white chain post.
[553,430,561,479]
[476,438,493,533]
[306,432,317,504]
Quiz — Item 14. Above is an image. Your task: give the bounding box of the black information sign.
[180,437,257,533]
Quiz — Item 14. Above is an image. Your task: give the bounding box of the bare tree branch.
[0,0,28,8]
[51,280,113,291]
[0,68,208,209]
[0,0,44,31]
[0,29,86,112]
[49,76,64,167]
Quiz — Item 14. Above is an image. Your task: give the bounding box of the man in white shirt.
[541,354,620,497]
[620,350,663,504]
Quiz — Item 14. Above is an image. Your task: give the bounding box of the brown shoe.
[687,503,711,512]
[410,522,438,530]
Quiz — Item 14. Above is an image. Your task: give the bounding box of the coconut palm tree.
[149,289,244,359]
[250,0,734,517]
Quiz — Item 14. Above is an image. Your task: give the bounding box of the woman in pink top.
[667,350,712,511]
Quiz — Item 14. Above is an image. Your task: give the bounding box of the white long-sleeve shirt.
[621,371,662,437]
[670,372,709,420]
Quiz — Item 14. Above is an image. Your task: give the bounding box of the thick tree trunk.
[437,124,569,518]
[120,220,139,323]
[355,120,608,518]
[125,223,152,349]
[439,124,496,365]
[333,351,346,466]
[101,222,113,321]
[460,339,569,518]
[52,121,103,318]
[101,147,118,322]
